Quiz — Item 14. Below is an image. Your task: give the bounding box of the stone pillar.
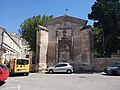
[55,31,58,63]
[36,25,48,71]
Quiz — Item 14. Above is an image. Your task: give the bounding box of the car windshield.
[112,63,120,67]
[17,59,29,65]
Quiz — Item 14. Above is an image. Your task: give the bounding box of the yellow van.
[9,58,30,76]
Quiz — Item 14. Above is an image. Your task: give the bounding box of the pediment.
[45,15,88,26]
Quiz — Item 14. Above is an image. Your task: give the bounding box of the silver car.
[47,62,73,74]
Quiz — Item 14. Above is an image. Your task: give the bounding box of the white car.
[47,62,73,74]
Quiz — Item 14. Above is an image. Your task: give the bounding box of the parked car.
[104,63,120,75]
[47,62,73,74]
[0,64,9,83]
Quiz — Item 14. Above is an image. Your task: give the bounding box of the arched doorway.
[58,40,73,62]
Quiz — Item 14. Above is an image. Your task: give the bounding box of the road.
[0,73,120,90]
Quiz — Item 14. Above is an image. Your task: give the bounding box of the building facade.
[45,15,93,72]
[0,27,29,63]
[0,27,21,62]
[10,33,29,58]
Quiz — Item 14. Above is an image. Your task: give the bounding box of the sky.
[0,0,96,33]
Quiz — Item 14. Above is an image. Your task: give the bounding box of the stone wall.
[73,28,93,72]
[93,57,120,72]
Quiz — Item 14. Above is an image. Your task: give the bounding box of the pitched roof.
[45,15,88,26]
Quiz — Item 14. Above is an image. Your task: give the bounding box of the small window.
[22,60,29,65]
[17,59,22,65]
[55,64,61,67]
[61,64,67,67]
[24,49,27,53]
[25,42,28,45]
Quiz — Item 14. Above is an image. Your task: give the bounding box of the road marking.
[18,84,21,90]
[1,84,21,90]
[1,86,18,90]
[4,78,21,90]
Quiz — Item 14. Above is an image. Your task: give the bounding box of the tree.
[19,15,53,52]
[92,27,102,57]
[88,0,120,57]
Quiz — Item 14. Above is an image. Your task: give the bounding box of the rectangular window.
[24,49,27,53]
[17,59,29,65]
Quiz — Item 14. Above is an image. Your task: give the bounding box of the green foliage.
[88,0,120,57]
[92,28,102,57]
[18,15,53,52]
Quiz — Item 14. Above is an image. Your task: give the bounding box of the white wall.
[0,28,21,60]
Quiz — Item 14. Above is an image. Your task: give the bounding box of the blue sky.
[0,0,96,33]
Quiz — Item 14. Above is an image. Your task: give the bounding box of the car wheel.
[67,69,72,74]
[111,70,117,75]
[49,69,54,74]
[0,81,5,85]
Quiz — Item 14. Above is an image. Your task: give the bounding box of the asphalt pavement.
[0,73,120,90]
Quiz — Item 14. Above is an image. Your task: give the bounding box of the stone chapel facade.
[44,15,93,72]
